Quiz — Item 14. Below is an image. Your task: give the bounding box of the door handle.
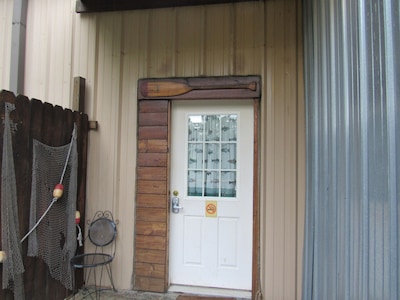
[171,190,183,214]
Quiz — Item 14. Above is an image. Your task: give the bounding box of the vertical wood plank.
[29,98,49,299]
[72,76,86,113]
[14,95,34,298]
[74,110,88,287]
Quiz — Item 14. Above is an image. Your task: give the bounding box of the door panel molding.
[134,75,261,298]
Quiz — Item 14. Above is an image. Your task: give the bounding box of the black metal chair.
[70,211,118,299]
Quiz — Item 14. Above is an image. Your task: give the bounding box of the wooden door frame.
[134,76,261,298]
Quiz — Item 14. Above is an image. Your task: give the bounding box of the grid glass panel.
[187,114,237,198]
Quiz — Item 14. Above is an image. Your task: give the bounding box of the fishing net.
[1,102,25,300]
[27,125,78,290]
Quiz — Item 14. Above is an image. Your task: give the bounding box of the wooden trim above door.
[138,76,260,100]
[134,76,261,298]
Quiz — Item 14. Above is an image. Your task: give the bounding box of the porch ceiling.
[76,0,260,13]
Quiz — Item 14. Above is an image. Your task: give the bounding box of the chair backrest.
[87,211,117,254]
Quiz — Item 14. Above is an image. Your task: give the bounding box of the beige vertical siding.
[16,0,304,298]
[262,1,304,299]
[24,0,75,107]
[0,0,13,89]
[296,3,306,299]
[175,7,205,75]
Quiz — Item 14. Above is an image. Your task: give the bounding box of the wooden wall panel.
[137,180,168,194]
[135,235,166,251]
[136,221,167,236]
[135,100,170,292]
[134,276,165,293]
[138,127,168,140]
[137,194,168,208]
[136,208,167,224]
[138,140,168,154]
[135,262,165,278]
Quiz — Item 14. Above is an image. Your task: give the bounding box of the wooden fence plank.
[14,95,36,299]
[74,110,88,286]
[33,100,53,299]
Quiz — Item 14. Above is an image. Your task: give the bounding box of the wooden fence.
[0,90,88,299]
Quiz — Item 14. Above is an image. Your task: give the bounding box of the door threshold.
[169,285,251,299]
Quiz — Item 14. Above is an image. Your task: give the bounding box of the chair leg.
[97,264,116,293]
[93,268,101,299]
[74,265,115,299]
[105,264,117,292]
[80,267,98,300]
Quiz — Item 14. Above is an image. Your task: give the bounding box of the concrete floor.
[67,288,248,300]
[100,290,179,299]
[98,290,180,299]
[67,289,179,300]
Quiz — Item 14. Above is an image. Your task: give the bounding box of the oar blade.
[141,81,192,97]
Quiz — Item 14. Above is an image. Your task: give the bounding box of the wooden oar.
[140,81,257,97]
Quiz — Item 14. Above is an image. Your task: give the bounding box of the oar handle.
[191,81,257,91]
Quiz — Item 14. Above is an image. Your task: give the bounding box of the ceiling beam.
[76,0,259,13]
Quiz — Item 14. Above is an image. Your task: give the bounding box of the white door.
[169,100,253,294]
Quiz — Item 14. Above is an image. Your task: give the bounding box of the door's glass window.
[187,114,237,197]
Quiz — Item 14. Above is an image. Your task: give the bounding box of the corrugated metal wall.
[303,0,399,299]
[1,0,304,298]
